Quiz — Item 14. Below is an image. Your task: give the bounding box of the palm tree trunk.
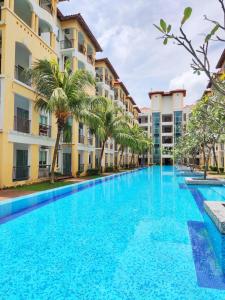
[131,152,134,166]
[202,147,207,180]
[50,128,61,183]
[212,145,220,174]
[100,140,106,173]
[119,148,124,168]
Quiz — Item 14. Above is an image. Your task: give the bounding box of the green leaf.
[167,24,172,33]
[160,19,167,32]
[163,38,168,45]
[211,24,220,35]
[205,24,219,42]
[205,34,211,43]
[181,7,192,26]
[153,24,164,34]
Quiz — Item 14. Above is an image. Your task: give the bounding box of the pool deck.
[0,172,123,201]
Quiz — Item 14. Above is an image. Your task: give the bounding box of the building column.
[35,15,39,34]
[31,12,36,32]
[9,0,14,10]
[30,144,39,181]
[72,56,77,72]
[50,32,56,50]
[71,121,78,177]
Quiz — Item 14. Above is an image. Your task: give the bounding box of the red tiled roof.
[114,80,129,96]
[148,89,186,98]
[57,11,102,52]
[140,107,151,112]
[134,106,141,113]
[95,58,119,79]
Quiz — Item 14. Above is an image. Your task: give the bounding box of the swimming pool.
[0,166,225,299]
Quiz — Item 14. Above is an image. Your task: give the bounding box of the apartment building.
[0,0,103,188]
[0,0,140,188]
[138,107,152,164]
[138,90,187,165]
[95,58,119,168]
[208,49,225,170]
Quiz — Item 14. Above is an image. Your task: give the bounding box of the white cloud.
[58,0,224,108]
[169,71,207,105]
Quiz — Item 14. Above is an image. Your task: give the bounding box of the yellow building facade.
[0,0,140,188]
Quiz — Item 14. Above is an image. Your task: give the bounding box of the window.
[162,125,173,133]
[78,60,85,70]
[39,150,47,166]
[162,114,172,122]
[78,32,85,54]
[162,136,173,144]
[40,115,47,125]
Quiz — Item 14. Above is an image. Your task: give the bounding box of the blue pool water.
[1,166,225,299]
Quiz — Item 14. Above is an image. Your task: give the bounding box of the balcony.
[60,39,74,50]
[38,164,51,178]
[78,44,86,55]
[78,164,84,173]
[14,116,30,134]
[96,74,104,82]
[39,0,53,15]
[88,136,93,146]
[87,54,94,65]
[39,124,51,137]
[13,166,30,181]
[79,134,85,144]
[15,65,31,86]
[115,100,126,110]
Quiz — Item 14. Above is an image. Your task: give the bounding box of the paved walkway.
[0,173,115,201]
[0,190,35,201]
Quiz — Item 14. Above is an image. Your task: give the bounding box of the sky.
[58,0,224,108]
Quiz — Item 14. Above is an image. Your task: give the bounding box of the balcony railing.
[39,0,53,15]
[13,166,30,181]
[79,134,85,144]
[14,116,30,133]
[60,39,74,49]
[96,74,104,82]
[15,65,31,86]
[38,165,51,178]
[87,54,94,65]
[39,124,51,137]
[78,44,86,55]
[88,137,93,145]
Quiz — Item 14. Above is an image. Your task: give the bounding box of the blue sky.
[59,0,224,108]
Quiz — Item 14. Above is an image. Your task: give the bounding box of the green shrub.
[219,167,224,173]
[210,166,218,171]
[86,168,100,176]
[105,166,114,173]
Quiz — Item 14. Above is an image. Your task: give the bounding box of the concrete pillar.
[50,32,56,50]
[71,121,78,176]
[35,15,39,34]
[9,0,14,10]
[30,144,39,181]
[72,56,77,72]
[31,12,36,32]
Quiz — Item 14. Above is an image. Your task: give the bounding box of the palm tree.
[30,59,95,183]
[88,97,133,172]
[129,125,151,166]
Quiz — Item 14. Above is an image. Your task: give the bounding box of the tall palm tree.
[30,59,95,183]
[129,125,152,166]
[88,97,133,172]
